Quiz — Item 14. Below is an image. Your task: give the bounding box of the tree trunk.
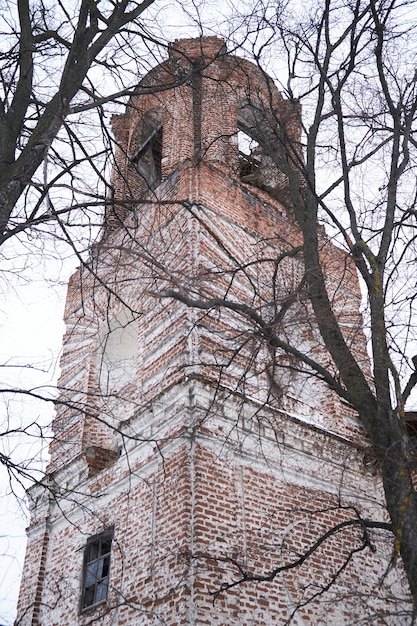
[298,195,417,609]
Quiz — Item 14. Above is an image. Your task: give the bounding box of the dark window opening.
[132,124,163,190]
[81,528,113,611]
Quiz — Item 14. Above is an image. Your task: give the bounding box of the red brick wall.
[17,386,405,624]
[16,37,408,626]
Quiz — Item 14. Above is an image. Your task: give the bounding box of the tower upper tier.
[109,36,301,215]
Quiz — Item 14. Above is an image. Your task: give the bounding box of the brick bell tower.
[16,37,407,625]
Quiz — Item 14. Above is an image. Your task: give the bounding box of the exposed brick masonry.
[16,37,409,626]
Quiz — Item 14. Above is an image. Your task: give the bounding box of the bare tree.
[0,0,183,484]
[90,0,417,615]
[0,3,172,621]
[0,0,176,246]
[152,0,417,611]
[4,0,417,623]
[270,0,417,607]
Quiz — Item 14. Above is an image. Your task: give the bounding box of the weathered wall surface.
[17,382,405,625]
[16,37,409,626]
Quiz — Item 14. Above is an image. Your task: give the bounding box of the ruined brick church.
[16,37,408,625]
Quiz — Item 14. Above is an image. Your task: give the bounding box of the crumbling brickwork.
[16,37,409,625]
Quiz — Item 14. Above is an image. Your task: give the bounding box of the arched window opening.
[131,124,163,189]
[130,110,163,192]
[237,104,287,195]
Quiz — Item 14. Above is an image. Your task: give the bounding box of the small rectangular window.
[81,528,113,611]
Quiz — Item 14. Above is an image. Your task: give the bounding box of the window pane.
[102,556,110,577]
[85,561,99,586]
[82,529,113,610]
[87,542,99,562]
[83,585,95,608]
[95,579,108,603]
